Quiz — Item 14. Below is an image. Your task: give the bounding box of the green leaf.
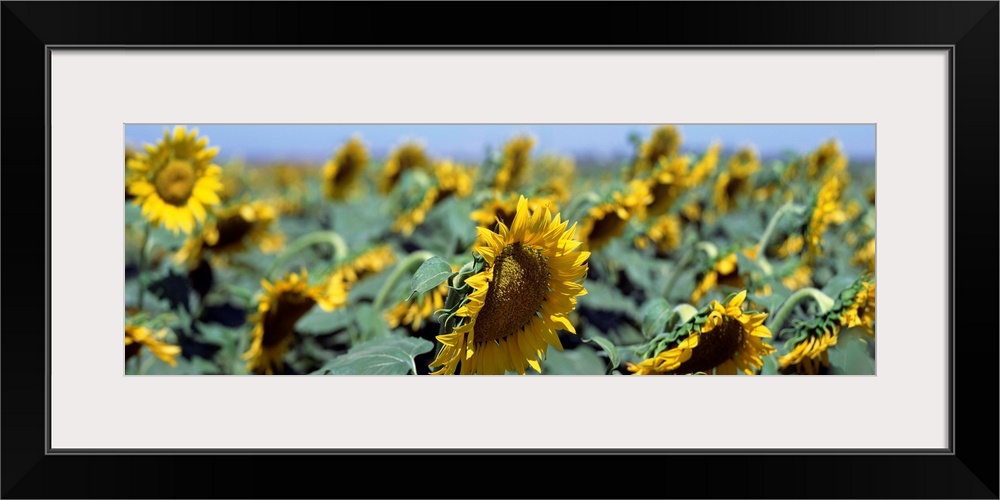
[583,335,621,374]
[312,336,434,375]
[541,346,606,375]
[296,307,353,335]
[640,297,672,339]
[827,328,876,375]
[410,256,453,296]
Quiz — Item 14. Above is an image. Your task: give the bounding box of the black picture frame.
[3,2,997,498]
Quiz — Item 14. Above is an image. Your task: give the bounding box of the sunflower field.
[124,125,876,376]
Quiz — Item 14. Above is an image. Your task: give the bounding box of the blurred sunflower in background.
[579,180,651,251]
[126,126,224,235]
[430,160,475,201]
[804,174,847,260]
[628,290,774,375]
[685,142,721,188]
[492,136,535,192]
[806,139,848,181]
[629,125,681,179]
[125,322,181,367]
[174,201,284,268]
[635,214,682,254]
[430,196,590,375]
[712,147,759,214]
[379,142,430,194]
[333,245,397,285]
[244,270,348,375]
[323,137,370,201]
[641,156,690,218]
[392,186,438,236]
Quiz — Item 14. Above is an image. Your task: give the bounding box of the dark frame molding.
[2,2,996,498]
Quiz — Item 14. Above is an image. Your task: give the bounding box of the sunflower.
[392,186,439,236]
[629,125,682,179]
[470,192,559,229]
[126,126,224,235]
[712,147,759,214]
[806,139,848,180]
[125,323,181,367]
[124,148,139,201]
[174,201,284,268]
[780,263,814,291]
[774,234,804,259]
[244,270,348,375]
[578,180,651,251]
[493,136,535,192]
[333,245,397,285]
[323,137,370,201]
[628,290,775,375]
[685,142,721,187]
[642,156,690,218]
[635,214,682,254]
[804,175,847,260]
[429,196,590,375]
[431,160,475,201]
[778,280,875,374]
[379,142,430,194]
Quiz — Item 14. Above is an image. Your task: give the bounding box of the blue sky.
[124,124,875,164]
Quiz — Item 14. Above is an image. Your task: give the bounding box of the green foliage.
[313,336,434,375]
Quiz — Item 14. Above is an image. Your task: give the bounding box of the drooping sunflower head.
[836,280,876,335]
[804,174,847,260]
[430,196,590,375]
[635,214,682,255]
[628,290,775,375]
[392,186,438,236]
[431,160,476,202]
[579,180,651,251]
[333,245,398,286]
[126,126,224,235]
[492,135,536,192]
[379,142,430,194]
[778,279,874,374]
[642,156,691,218]
[125,322,181,367]
[244,269,348,375]
[174,201,285,268]
[323,137,370,201]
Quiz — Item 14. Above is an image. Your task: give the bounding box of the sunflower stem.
[371,250,437,312]
[755,202,806,277]
[266,231,348,279]
[662,241,718,299]
[767,287,836,333]
[136,222,152,310]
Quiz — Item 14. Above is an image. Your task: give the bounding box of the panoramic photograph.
[123,124,875,375]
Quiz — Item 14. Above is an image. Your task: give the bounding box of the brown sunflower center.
[588,211,627,247]
[155,159,196,206]
[208,213,255,250]
[472,242,549,345]
[675,315,745,374]
[261,292,317,348]
[647,181,677,216]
